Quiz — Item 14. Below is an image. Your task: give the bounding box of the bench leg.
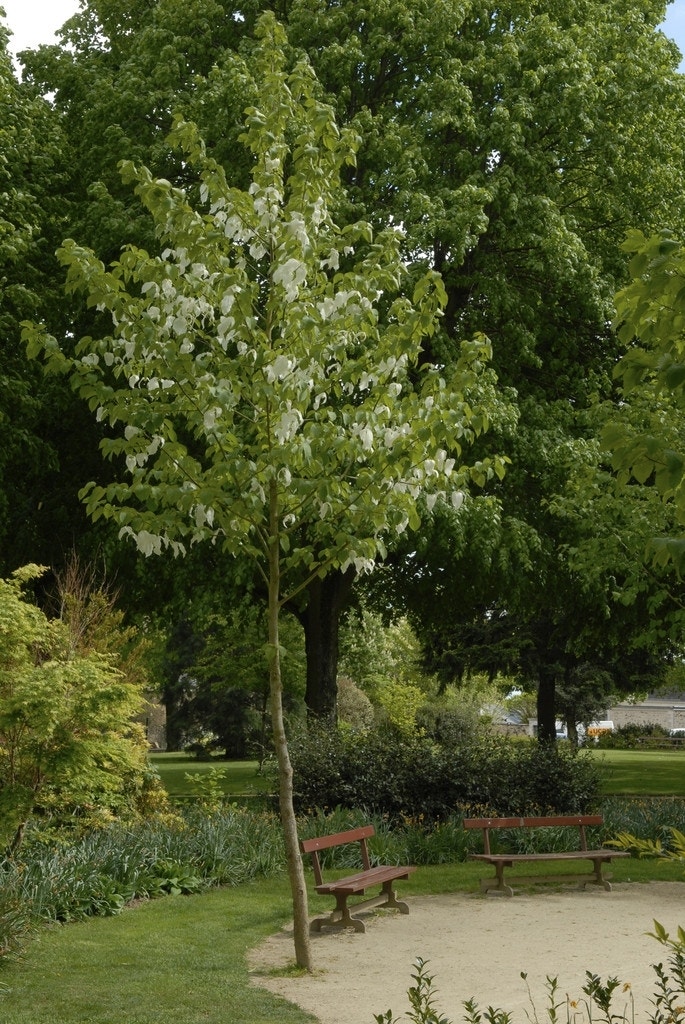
[479,861,514,897]
[580,859,612,892]
[380,880,410,914]
[309,882,410,933]
[310,893,366,933]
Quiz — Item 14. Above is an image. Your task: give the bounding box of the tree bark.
[299,568,355,722]
[268,480,313,971]
[536,668,557,743]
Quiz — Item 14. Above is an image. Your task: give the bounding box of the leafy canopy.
[25,14,505,595]
[606,230,685,571]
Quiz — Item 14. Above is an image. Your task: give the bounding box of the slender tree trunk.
[300,568,355,722]
[268,480,313,971]
[6,820,27,859]
[567,718,579,746]
[536,668,557,743]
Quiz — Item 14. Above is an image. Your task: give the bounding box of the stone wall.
[608,696,685,732]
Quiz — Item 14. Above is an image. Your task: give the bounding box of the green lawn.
[0,877,311,1024]
[150,752,271,799]
[592,748,685,796]
[1,860,683,1024]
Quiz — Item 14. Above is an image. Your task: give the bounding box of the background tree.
[26,15,505,967]
[0,15,88,575]
[160,598,305,757]
[606,229,685,573]
[331,0,685,738]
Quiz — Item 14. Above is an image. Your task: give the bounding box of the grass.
[0,877,313,1024]
[150,752,271,799]
[592,748,685,796]
[3,746,683,1023]
[2,858,684,1023]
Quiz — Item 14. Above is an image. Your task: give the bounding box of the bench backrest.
[462,815,603,855]
[299,825,374,886]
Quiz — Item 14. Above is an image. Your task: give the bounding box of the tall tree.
[323,0,685,737]
[0,14,80,573]
[26,14,504,966]
[23,0,685,732]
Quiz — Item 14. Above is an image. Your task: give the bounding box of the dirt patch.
[249,882,685,1023]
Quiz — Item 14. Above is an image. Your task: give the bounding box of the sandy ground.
[248,882,685,1023]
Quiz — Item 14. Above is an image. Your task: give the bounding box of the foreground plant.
[378,921,685,1024]
[0,565,147,858]
[605,827,685,863]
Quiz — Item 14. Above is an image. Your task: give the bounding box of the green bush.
[416,703,485,749]
[288,727,602,820]
[595,722,671,749]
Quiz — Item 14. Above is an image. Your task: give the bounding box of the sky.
[2,0,80,55]
[2,0,685,64]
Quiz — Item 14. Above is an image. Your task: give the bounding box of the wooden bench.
[463,814,630,897]
[299,825,416,933]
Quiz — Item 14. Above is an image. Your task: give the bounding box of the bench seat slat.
[471,850,629,864]
[316,865,414,896]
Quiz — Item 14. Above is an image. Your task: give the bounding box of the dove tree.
[26,14,504,967]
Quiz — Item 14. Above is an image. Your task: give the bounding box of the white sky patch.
[2,0,80,60]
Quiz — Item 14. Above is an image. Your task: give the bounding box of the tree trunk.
[299,568,355,722]
[567,718,579,746]
[268,480,313,971]
[536,668,557,743]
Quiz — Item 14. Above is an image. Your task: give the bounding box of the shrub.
[595,722,670,749]
[416,702,485,748]
[288,726,602,821]
[337,677,375,731]
[374,679,427,734]
[0,564,155,857]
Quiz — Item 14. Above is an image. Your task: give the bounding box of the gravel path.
[249,882,685,1023]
